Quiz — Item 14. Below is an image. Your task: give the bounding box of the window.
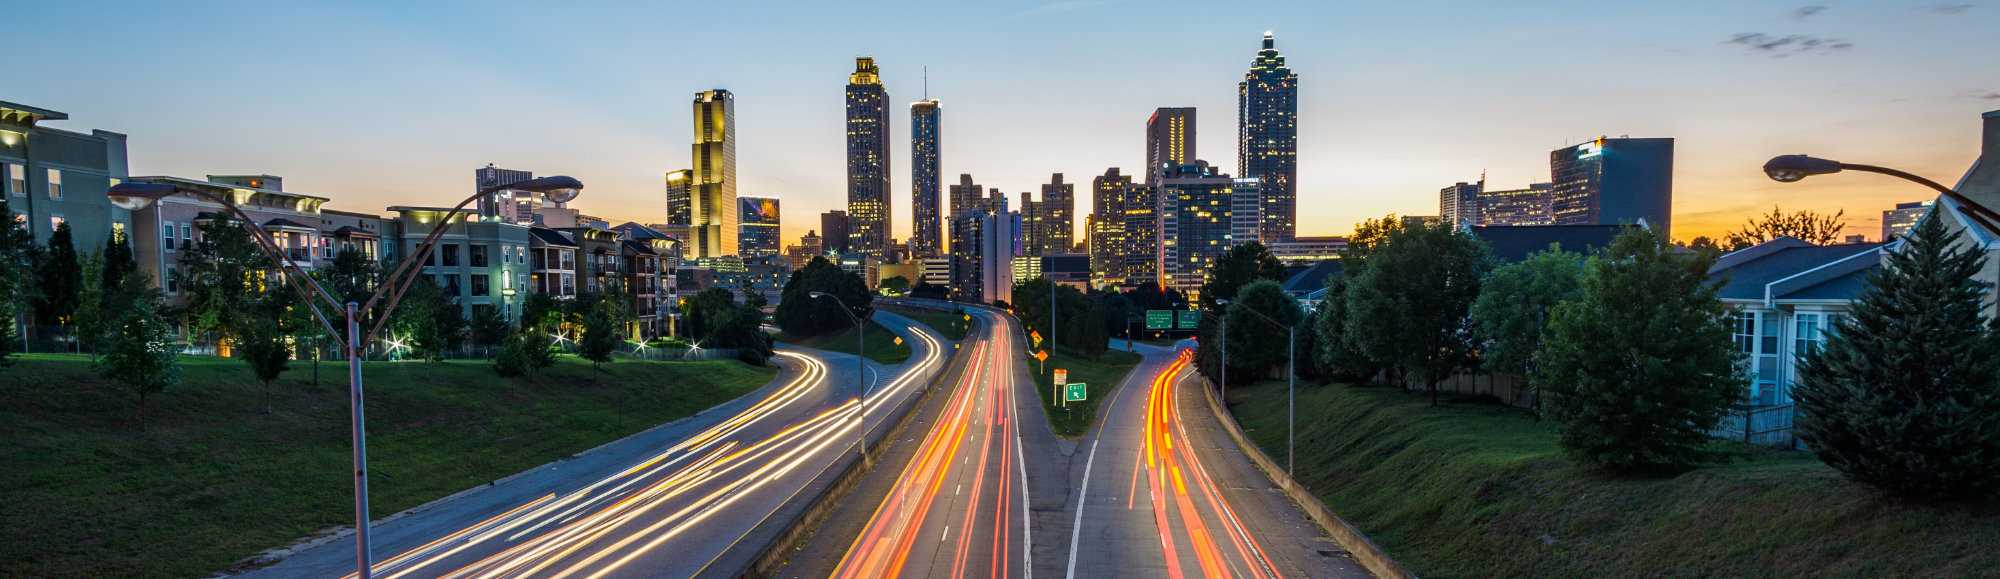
[180,225,193,250]
[50,215,64,231]
[46,169,61,199]
[470,244,488,268]
[443,274,462,295]
[166,265,180,294]
[441,244,459,267]
[471,274,490,296]
[1793,314,1822,360]
[6,164,21,196]
[163,222,177,253]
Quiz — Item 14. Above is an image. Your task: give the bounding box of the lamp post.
[107,175,582,579]
[1763,155,2000,233]
[809,291,869,465]
[1217,298,1295,476]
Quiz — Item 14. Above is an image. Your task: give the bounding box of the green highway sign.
[1065,383,1087,402]
[1146,310,1174,330]
[1178,310,1200,329]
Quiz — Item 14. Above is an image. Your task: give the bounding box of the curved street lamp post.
[809,291,870,465]
[1216,298,1295,476]
[1763,154,2000,233]
[107,175,583,579]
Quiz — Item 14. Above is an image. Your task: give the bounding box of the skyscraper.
[691,89,738,257]
[738,196,781,257]
[821,210,850,255]
[1040,173,1075,257]
[1440,180,1482,225]
[1157,161,1239,299]
[1089,168,1134,283]
[1549,137,1675,232]
[476,164,534,224]
[950,208,1012,304]
[1239,32,1299,242]
[1122,183,1160,284]
[949,174,986,220]
[1882,200,1933,241]
[1478,183,1555,226]
[1146,107,1197,185]
[664,168,692,228]
[911,100,943,260]
[846,57,893,260]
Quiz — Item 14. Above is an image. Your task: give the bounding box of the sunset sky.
[15,0,2000,245]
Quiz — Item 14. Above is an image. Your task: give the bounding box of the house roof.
[1708,237,1881,304]
[262,218,315,230]
[1469,225,1624,263]
[1282,259,1344,295]
[330,225,379,238]
[621,239,658,256]
[527,227,577,247]
[612,222,674,241]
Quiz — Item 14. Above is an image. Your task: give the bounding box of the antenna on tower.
[923,66,929,100]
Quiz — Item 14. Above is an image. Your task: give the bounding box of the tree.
[102,228,137,295]
[177,219,263,350]
[0,199,31,366]
[1313,273,1381,383]
[73,250,107,357]
[470,305,510,350]
[773,257,872,337]
[1470,245,1585,414]
[1194,242,1288,384]
[238,317,291,414]
[1536,227,1744,471]
[879,275,912,295]
[1725,206,1846,250]
[494,331,533,378]
[1345,221,1493,405]
[520,293,562,332]
[97,299,181,431]
[33,221,81,327]
[391,276,456,364]
[1793,217,2000,498]
[1686,236,1721,255]
[578,299,621,376]
[1222,280,1303,381]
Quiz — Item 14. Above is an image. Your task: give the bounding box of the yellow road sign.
[1033,350,1048,362]
[893,336,903,345]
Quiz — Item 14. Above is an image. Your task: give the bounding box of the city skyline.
[14,1,1999,246]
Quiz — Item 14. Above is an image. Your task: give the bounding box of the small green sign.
[1064,383,1088,402]
[1146,310,1174,330]
[1178,310,1201,329]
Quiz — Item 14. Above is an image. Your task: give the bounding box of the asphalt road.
[1061,343,1373,579]
[234,311,946,579]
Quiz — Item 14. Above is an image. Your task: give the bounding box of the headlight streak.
[1139,350,1283,579]
[351,324,950,579]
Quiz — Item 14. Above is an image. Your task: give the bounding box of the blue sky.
[14,0,2000,242]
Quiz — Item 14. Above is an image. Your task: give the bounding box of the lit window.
[46,169,61,199]
[50,215,65,230]
[6,164,21,196]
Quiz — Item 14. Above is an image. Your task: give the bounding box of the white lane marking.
[1064,438,1101,579]
[943,525,951,542]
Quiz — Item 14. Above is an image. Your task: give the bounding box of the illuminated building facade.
[691,89,738,257]
[1881,200,1931,241]
[821,209,849,255]
[476,164,535,224]
[1549,137,1674,232]
[911,100,942,259]
[1239,32,1298,242]
[1039,173,1074,257]
[1146,107,1196,184]
[1089,168,1134,282]
[846,57,892,260]
[738,196,780,257]
[1440,180,1481,225]
[1479,183,1554,226]
[1157,161,1237,299]
[1122,183,1159,284]
[663,169,692,236]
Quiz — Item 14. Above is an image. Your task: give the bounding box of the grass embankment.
[774,320,911,365]
[1027,349,1143,438]
[886,308,971,341]
[0,353,777,577]
[1224,381,2000,578]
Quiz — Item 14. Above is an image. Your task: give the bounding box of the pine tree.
[1793,217,2000,498]
[1536,228,1744,471]
[34,221,82,327]
[73,250,106,357]
[0,199,30,365]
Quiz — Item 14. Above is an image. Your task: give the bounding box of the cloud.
[991,0,1127,23]
[1921,3,1976,14]
[1725,33,1854,56]
[1793,5,1827,18]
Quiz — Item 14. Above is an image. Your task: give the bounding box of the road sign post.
[1065,383,1087,403]
[1054,369,1067,407]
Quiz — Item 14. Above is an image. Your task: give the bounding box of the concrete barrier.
[730,315,981,578]
[1197,379,1416,579]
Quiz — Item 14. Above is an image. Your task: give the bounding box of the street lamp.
[808,291,870,465]
[1763,155,2000,233]
[1217,298,1296,477]
[106,174,582,579]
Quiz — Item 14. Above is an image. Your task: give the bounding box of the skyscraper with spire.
[692,89,737,257]
[846,57,892,260]
[1239,32,1298,242]
[911,99,942,260]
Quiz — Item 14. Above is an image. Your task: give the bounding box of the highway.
[830,306,1035,579]
[235,311,946,579]
[1061,344,1373,579]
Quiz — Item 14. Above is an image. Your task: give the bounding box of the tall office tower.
[691,89,738,257]
[1089,168,1135,282]
[949,174,985,218]
[476,164,534,224]
[1122,183,1160,284]
[986,188,1011,215]
[664,169,693,226]
[1440,180,1482,225]
[1019,191,1044,257]
[1239,32,1299,242]
[846,57,893,259]
[1157,161,1238,299]
[949,209,1012,304]
[1881,200,1934,241]
[738,196,781,257]
[1549,137,1675,233]
[1040,173,1075,257]
[821,210,850,255]
[1230,178,1263,244]
[1477,183,1555,226]
[911,100,943,260]
[1146,107,1197,184]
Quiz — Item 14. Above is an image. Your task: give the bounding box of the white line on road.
[1064,438,1101,579]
